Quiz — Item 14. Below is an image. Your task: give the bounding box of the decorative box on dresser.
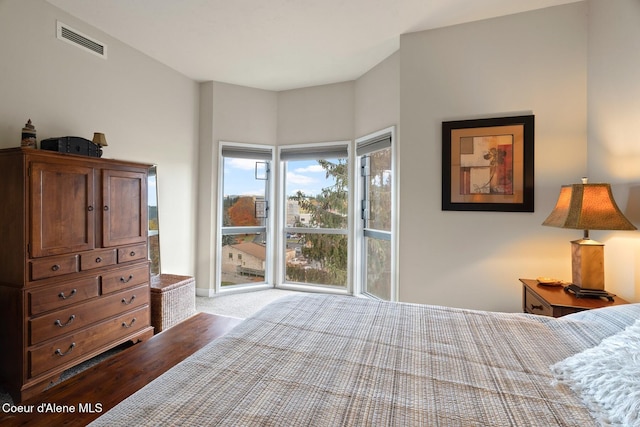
[0,147,154,403]
[519,278,628,318]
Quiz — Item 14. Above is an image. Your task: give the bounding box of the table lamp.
[92,132,108,157]
[542,178,636,299]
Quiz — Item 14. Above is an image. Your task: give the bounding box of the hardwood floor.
[0,313,242,427]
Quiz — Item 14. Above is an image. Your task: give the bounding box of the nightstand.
[519,278,629,318]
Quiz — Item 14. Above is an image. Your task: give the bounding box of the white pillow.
[550,318,640,426]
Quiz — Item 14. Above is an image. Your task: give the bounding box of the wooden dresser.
[0,148,154,403]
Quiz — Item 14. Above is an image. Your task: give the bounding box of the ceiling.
[46,0,579,91]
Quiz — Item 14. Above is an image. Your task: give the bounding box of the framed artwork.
[442,115,534,212]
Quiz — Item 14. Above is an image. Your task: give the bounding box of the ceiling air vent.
[56,21,107,59]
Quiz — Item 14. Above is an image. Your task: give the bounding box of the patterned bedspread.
[90,294,639,426]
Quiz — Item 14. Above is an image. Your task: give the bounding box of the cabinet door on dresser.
[29,162,95,258]
[102,169,148,247]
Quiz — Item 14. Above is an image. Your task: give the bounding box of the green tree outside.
[287,159,348,286]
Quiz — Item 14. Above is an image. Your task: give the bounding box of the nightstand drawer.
[523,288,553,317]
[519,278,629,318]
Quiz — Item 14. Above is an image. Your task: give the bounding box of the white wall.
[277,82,355,145]
[587,0,640,301]
[354,52,400,138]
[398,3,589,311]
[0,0,199,278]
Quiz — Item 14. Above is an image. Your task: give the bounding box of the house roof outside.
[230,242,266,261]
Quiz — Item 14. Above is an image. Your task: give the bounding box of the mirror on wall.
[148,165,161,280]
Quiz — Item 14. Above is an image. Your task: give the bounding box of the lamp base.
[571,239,605,290]
[564,284,615,301]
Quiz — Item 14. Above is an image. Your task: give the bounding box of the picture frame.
[442,115,534,212]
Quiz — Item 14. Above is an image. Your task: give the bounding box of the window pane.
[283,150,349,289]
[367,148,392,232]
[364,236,391,300]
[220,152,270,288]
[285,158,348,229]
[285,232,347,287]
[222,157,267,228]
[359,130,394,302]
[221,233,266,286]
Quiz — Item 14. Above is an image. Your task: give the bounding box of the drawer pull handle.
[129,251,136,257]
[530,303,544,311]
[103,205,109,211]
[95,257,103,263]
[122,318,137,328]
[55,342,76,357]
[120,275,134,284]
[54,315,76,327]
[87,205,94,212]
[121,295,136,305]
[51,264,60,272]
[58,289,77,300]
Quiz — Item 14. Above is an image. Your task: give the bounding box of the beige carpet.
[196,288,300,319]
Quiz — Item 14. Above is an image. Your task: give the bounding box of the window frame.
[355,127,397,301]
[276,141,353,294]
[216,141,275,294]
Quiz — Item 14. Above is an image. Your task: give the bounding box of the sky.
[223,157,336,198]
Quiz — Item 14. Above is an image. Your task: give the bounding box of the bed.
[89,293,640,426]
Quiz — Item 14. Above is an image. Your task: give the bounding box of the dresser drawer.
[30,255,79,281]
[28,277,100,315]
[523,288,553,317]
[102,263,149,294]
[28,305,150,378]
[118,244,147,264]
[81,249,117,270]
[29,284,150,345]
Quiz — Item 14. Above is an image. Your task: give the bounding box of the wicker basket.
[150,274,196,333]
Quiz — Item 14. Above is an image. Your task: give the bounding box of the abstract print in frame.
[442,115,534,212]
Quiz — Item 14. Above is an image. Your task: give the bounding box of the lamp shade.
[542,183,636,231]
[92,132,108,146]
